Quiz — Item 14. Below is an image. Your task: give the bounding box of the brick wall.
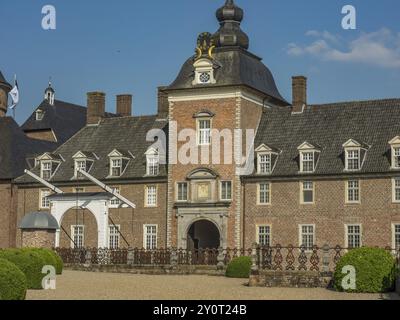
[22,230,55,248]
[244,177,400,248]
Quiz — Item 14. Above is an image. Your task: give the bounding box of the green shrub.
[0,249,46,290]
[0,258,27,300]
[22,248,63,275]
[226,256,252,278]
[334,247,397,293]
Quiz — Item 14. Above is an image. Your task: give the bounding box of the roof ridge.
[309,98,400,107]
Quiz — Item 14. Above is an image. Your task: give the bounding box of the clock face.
[199,72,211,83]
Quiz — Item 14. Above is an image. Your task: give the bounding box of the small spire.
[213,0,249,49]
[44,78,55,105]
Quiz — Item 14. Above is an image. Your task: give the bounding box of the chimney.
[116,94,132,117]
[157,86,169,118]
[292,76,307,113]
[87,92,105,125]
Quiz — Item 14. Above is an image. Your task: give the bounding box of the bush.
[22,248,63,275]
[0,258,27,300]
[226,256,252,278]
[0,249,46,290]
[334,247,397,293]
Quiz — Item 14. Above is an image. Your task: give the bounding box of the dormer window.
[389,137,400,169]
[72,151,95,179]
[75,160,87,179]
[343,140,369,172]
[145,147,160,177]
[41,161,52,180]
[192,59,216,86]
[36,110,44,121]
[298,142,321,174]
[255,144,280,175]
[111,159,122,177]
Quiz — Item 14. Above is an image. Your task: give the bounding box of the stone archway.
[59,207,98,248]
[187,219,221,250]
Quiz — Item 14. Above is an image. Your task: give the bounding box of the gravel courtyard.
[27,271,400,300]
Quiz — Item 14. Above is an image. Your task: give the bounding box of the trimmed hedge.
[22,248,63,275]
[0,258,27,300]
[0,249,46,290]
[226,256,252,278]
[334,247,397,293]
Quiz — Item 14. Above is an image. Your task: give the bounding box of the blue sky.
[0,0,399,124]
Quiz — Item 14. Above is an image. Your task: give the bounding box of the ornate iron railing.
[55,245,400,272]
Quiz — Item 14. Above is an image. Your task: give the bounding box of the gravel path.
[27,271,399,300]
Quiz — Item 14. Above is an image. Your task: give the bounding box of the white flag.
[9,79,19,110]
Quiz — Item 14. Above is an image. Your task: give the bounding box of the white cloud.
[287,28,400,68]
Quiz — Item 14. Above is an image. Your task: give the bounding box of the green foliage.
[226,256,252,278]
[334,247,397,293]
[0,249,46,290]
[0,258,27,300]
[22,248,63,275]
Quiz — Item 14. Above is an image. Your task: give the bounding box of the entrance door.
[187,220,220,250]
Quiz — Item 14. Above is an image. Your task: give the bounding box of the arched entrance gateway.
[187,220,220,250]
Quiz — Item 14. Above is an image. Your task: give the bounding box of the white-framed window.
[110,187,121,208]
[220,181,232,201]
[74,160,87,179]
[144,225,157,250]
[145,185,157,207]
[393,178,400,203]
[71,225,84,249]
[109,225,120,249]
[301,181,314,204]
[345,149,361,171]
[197,119,211,146]
[392,147,400,169]
[300,152,314,173]
[146,155,159,176]
[257,183,271,205]
[40,189,51,209]
[346,224,362,249]
[36,110,44,121]
[299,225,315,251]
[110,158,122,177]
[346,180,360,203]
[41,161,52,180]
[258,153,272,174]
[257,225,271,247]
[393,224,400,250]
[177,182,188,202]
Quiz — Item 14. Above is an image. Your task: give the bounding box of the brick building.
[11,0,400,250]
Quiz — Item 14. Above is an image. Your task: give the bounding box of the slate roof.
[0,117,57,180]
[15,116,168,184]
[21,99,87,145]
[250,99,400,178]
[167,47,288,106]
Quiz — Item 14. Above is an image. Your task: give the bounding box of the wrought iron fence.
[55,245,400,272]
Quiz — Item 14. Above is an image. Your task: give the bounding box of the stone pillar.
[322,243,330,274]
[217,247,225,271]
[251,242,259,274]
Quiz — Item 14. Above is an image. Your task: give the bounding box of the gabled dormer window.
[255,144,280,175]
[298,142,321,174]
[343,140,369,172]
[37,153,63,180]
[389,137,400,169]
[145,148,159,176]
[107,149,132,178]
[72,151,96,180]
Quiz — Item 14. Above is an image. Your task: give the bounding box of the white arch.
[51,198,109,248]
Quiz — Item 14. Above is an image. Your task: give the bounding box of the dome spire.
[213,0,249,49]
[44,77,55,105]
